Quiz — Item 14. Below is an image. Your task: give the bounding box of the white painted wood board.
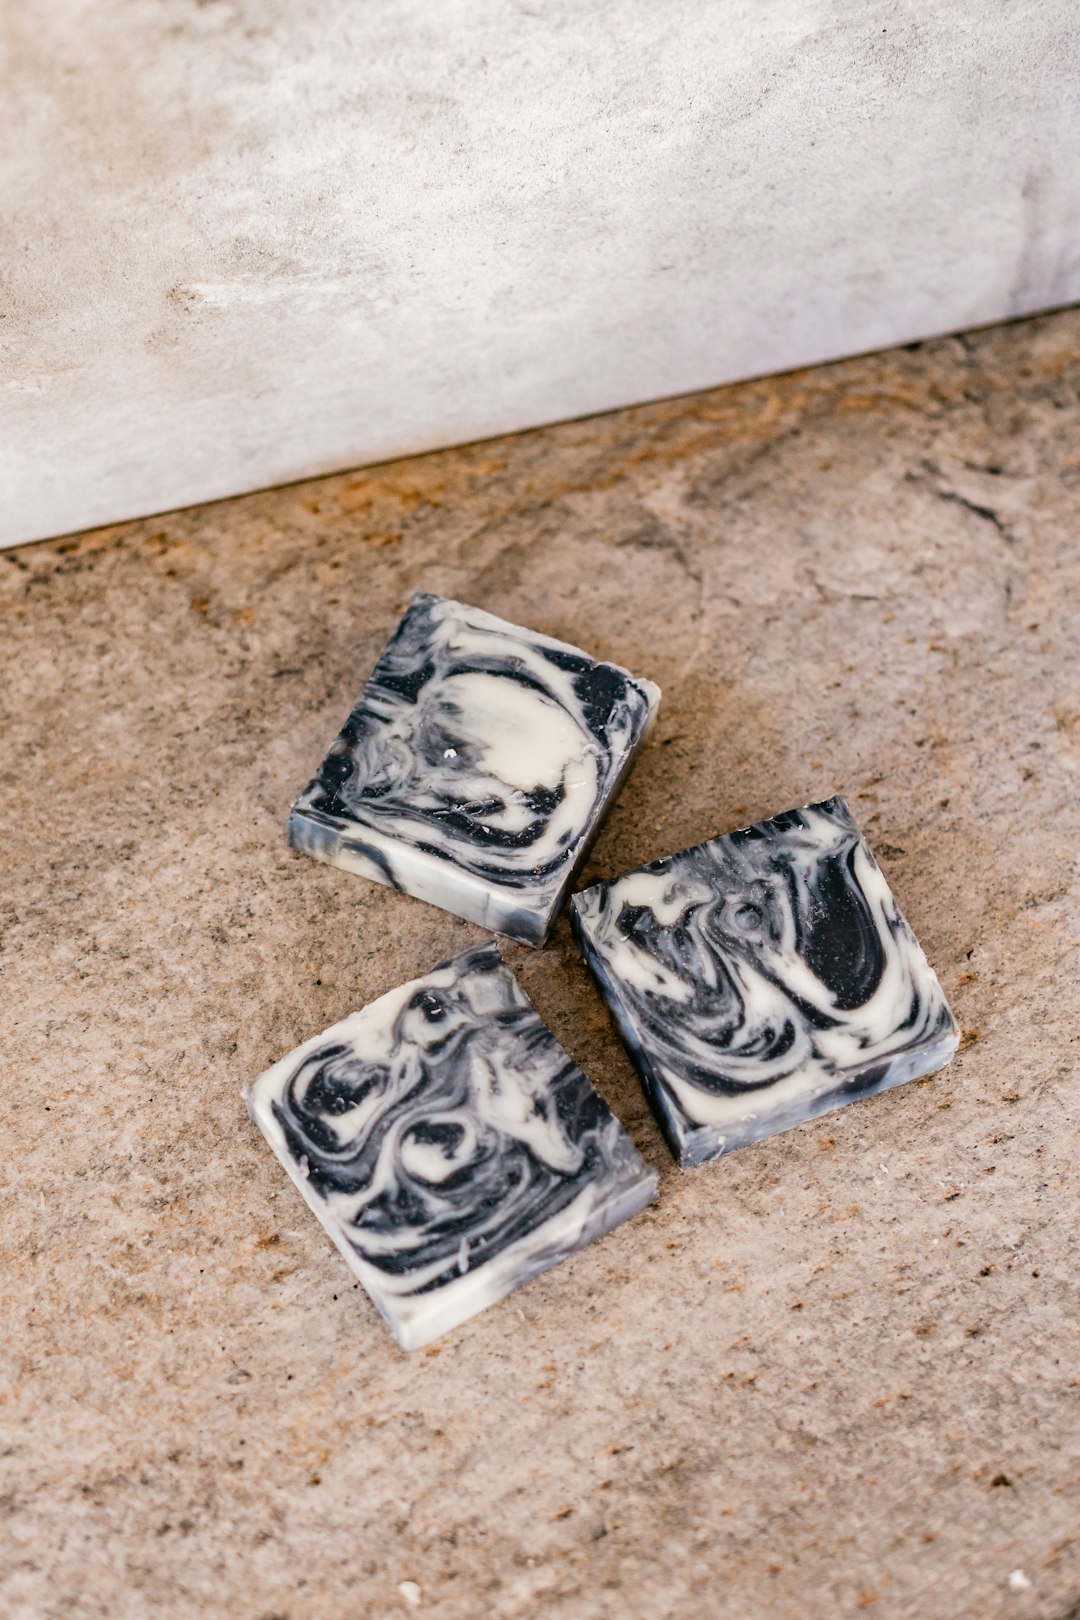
[2,0,1078,547]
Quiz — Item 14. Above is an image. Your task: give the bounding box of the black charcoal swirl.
[288,594,659,944]
[246,943,657,1346]
[572,798,959,1163]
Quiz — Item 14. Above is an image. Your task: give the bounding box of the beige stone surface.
[3,312,1079,1619]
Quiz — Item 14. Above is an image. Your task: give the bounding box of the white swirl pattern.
[288,594,660,945]
[245,943,658,1349]
[571,798,959,1167]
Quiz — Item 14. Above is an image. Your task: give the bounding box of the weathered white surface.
[2,0,1078,546]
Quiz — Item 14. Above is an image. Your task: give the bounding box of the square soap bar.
[288,593,660,946]
[245,942,658,1350]
[571,797,960,1167]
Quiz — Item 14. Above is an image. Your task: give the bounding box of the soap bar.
[571,796,959,1168]
[245,942,658,1349]
[288,593,660,946]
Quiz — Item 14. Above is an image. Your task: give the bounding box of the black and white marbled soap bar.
[288,593,660,946]
[245,942,658,1350]
[571,797,959,1168]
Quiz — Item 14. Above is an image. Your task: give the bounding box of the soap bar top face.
[288,594,660,945]
[572,797,959,1168]
[245,942,658,1350]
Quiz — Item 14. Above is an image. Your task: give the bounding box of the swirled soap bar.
[245,942,658,1350]
[571,797,959,1168]
[288,593,660,945]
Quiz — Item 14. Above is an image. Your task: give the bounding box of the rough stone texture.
[4,0,1080,546]
[2,312,1079,1619]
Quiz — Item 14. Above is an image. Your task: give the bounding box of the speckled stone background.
[3,312,1079,1620]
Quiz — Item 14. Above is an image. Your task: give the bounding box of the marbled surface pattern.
[572,798,959,1166]
[289,593,658,944]
[3,313,1080,1620]
[246,942,657,1349]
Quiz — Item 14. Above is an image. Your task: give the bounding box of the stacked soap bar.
[245,942,658,1350]
[572,797,959,1167]
[288,593,660,946]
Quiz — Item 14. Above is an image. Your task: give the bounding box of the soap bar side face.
[245,942,658,1349]
[288,594,660,945]
[572,797,960,1166]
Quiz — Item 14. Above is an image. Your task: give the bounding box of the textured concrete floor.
[3,312,1080,1620]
